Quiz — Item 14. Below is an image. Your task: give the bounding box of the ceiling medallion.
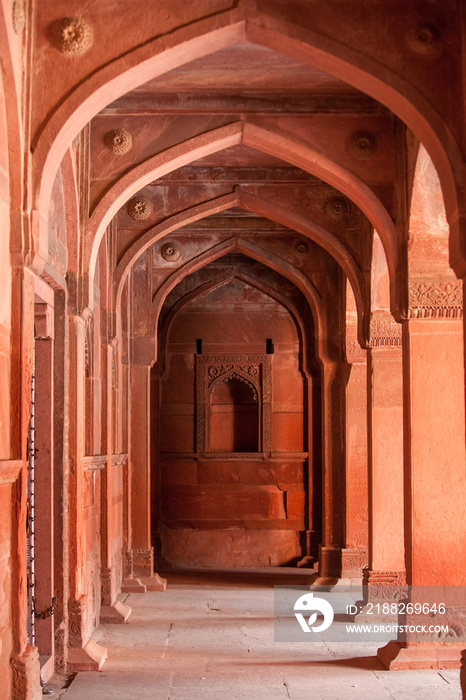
[406,23,442,57]
[104,129,133,155]
[294,241,309,255]
[12,1,25,35]
[325,196,350,220]
[347,131,377,160]
[54,17,93,55]
[161,243,181,262]
[127,196,153,221]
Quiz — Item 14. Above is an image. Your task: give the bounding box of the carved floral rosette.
[409,281,463,319]
[104,128,132,155]
[196,353,272,454]
[54,17,93,55]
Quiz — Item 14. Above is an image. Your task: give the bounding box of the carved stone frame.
[196,353,272,455]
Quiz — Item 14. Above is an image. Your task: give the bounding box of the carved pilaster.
[408,281,463,319]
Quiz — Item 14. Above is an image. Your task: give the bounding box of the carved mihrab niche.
[196,354,272,454]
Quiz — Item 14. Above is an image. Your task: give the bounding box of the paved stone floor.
[52,570,462,699]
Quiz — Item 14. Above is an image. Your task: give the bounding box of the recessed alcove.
[209,376,259,453]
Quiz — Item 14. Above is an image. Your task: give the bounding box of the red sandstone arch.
[0,0,25,261]
[157,270,314,377]
[148,237,328,362]
[113,191,364,339]
[32,8,464,275]
[89,122,397,309]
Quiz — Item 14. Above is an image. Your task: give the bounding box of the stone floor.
[50,570,462,699]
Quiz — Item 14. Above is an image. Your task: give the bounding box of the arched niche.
[196,355,271,456]
[209,374,259,453]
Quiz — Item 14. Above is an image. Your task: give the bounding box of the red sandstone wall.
[158,278,308,567]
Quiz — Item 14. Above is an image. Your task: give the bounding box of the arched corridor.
[1,2,466,698]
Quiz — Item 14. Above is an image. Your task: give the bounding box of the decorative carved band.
[409,281,463,319]
[196,354,272,454]
[363,569,408,601]
[369,317,402,347]
[341,548,369,576]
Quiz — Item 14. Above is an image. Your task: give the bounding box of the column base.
[67,640,107,672]
[121,577,147,593]
[100,599,132,624]
[318,545,342,578]
[139,573,167,592]
[10,646,41,700]
[377,641,463,670]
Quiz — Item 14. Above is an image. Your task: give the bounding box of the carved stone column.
[341,335,368,581]
[123,364,166,593]
[378,283,466,669]
[353,315,405,615]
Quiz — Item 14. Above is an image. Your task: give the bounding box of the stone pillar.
[8,268,42,699]
[123,363,166,592]
[341,341,368,581]
[34,335,55,660]
[367,344,405,581]
[99,344,131,624]
[378,292,466,669]
[318,360,346,579]
[352,314,405,617]
[66,314,107,671]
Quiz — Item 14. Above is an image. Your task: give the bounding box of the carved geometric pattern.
[346,340,366,363]
[53,17,93,55]
[104,128,132,155]
[409,281,463,319]
[196,354,272,454]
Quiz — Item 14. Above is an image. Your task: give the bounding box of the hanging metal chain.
[33,597,56,620]
[26,358,36,647]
